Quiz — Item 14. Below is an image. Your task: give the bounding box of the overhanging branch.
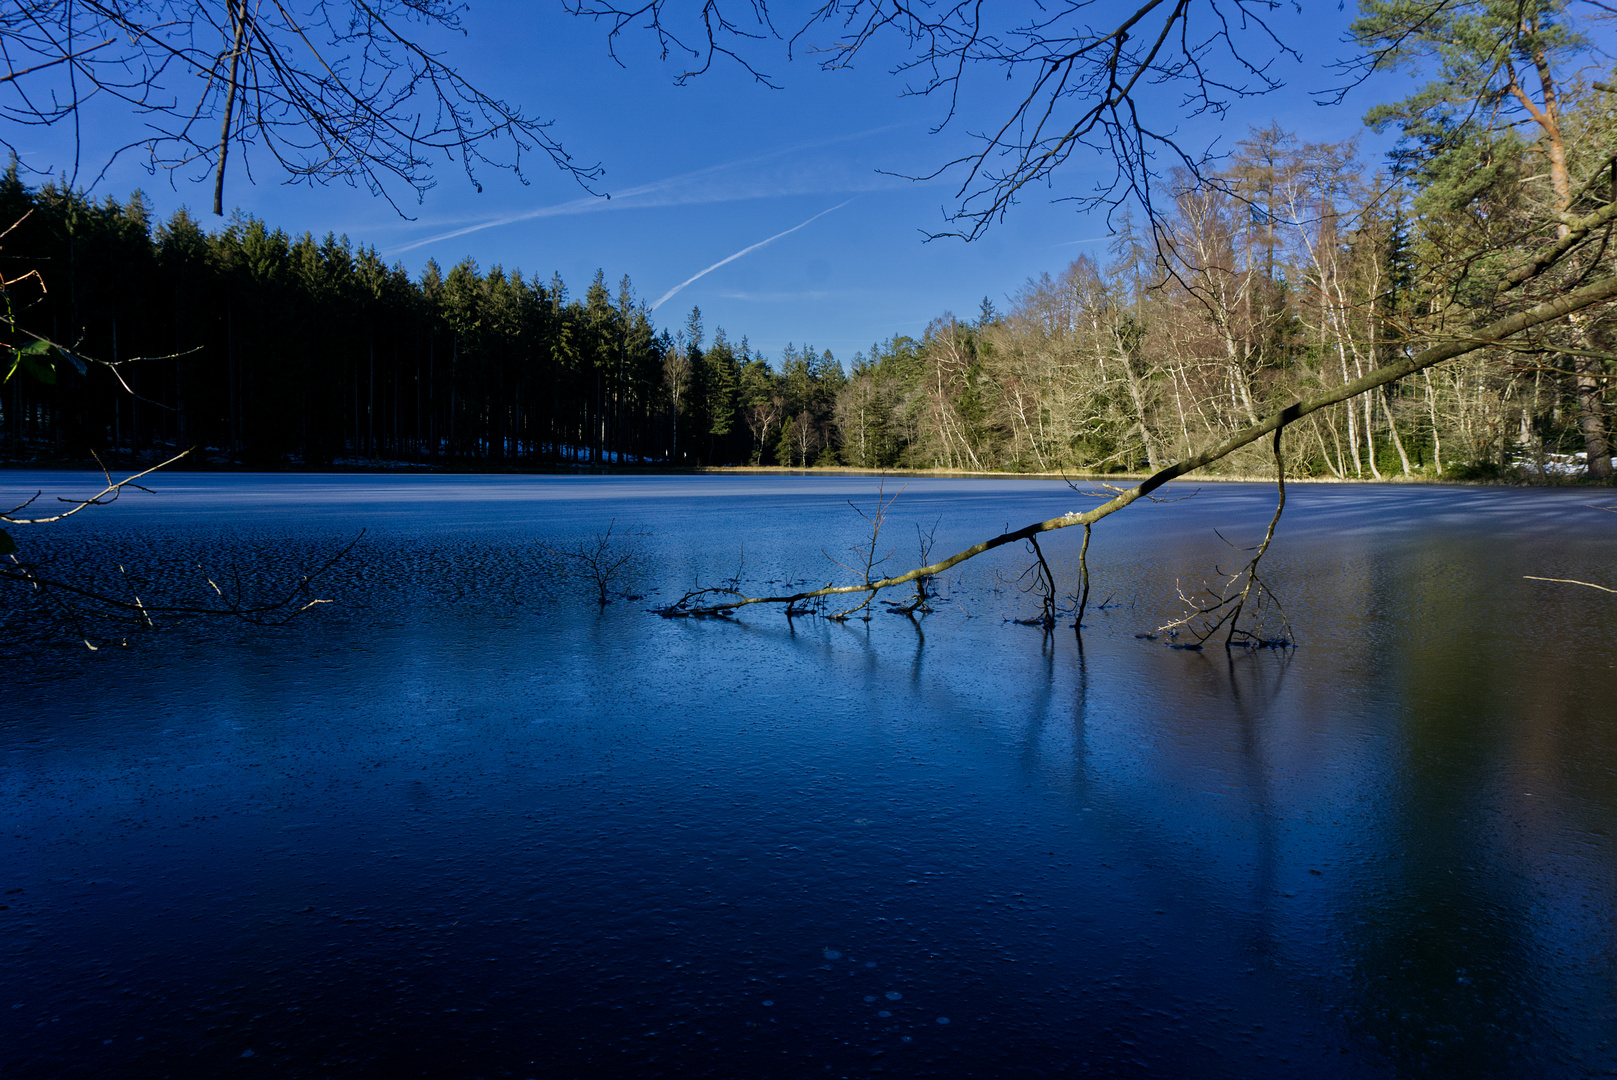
[661,269,1617,618]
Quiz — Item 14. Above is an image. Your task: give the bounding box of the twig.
[1156,423,1294,648]
[3,530,362,642]
[546,519,642,605]
[3,449,192,524]
[1523,576,1616,594]
[1073,522,1093,631]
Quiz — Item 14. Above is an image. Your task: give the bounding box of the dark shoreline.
[2,450,1609,486]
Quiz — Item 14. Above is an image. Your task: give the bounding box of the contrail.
[651,200,854,312]
[388,126,900,256]
[390,170,703,255]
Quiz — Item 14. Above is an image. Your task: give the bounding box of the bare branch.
[567,0,1306,238]
[1156,422,1293,648]
[1523,575,1617,593]
[3,530,361,639]
[660,268,1617,619]
[1,0,604,212]
[2,449,192,524]
[546,519,645,605]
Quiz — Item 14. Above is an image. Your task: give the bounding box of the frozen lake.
[3,472,1616,1077]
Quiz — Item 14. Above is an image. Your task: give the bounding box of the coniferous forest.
[1,168,752,468]
[4,67,1615,479]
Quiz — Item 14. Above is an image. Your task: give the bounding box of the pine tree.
[1353,0,1610,476]
[702,328,741,461]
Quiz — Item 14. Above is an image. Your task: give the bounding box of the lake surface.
[3,473,1615,1079]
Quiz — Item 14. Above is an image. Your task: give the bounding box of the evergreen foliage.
[0,169,783,468]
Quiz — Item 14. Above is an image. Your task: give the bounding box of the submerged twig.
[1157,424,1295,649]
[826,479,903,621]
[1523,575,1617,594]
[1073,522,1093,632]
[1010,533,1058,630]
[546,519,643,605]
[3,530,363,648]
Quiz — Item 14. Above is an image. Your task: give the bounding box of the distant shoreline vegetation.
[0,454,1585,487]
[2,121,1610,483]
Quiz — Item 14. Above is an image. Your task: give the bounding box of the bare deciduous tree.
[1,0,603,214]
[565,0,1315,239]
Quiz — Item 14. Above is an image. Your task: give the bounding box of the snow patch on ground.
[1509,451,1617,477]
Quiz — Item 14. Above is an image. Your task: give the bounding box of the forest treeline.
[3,50,1615,477]
[830,58,1617,481]
[0,166,749,467]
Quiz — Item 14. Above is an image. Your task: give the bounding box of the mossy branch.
[658,271,1617,619]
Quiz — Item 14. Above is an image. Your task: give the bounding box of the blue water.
[3,473,1615,1078]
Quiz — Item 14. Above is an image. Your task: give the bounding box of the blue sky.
[14,3,1439,362]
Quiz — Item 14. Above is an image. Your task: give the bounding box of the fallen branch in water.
[1157,426,1295,649]
[656,272,1617,623]
[1009,532,1058,629]
[825,480,903,622]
